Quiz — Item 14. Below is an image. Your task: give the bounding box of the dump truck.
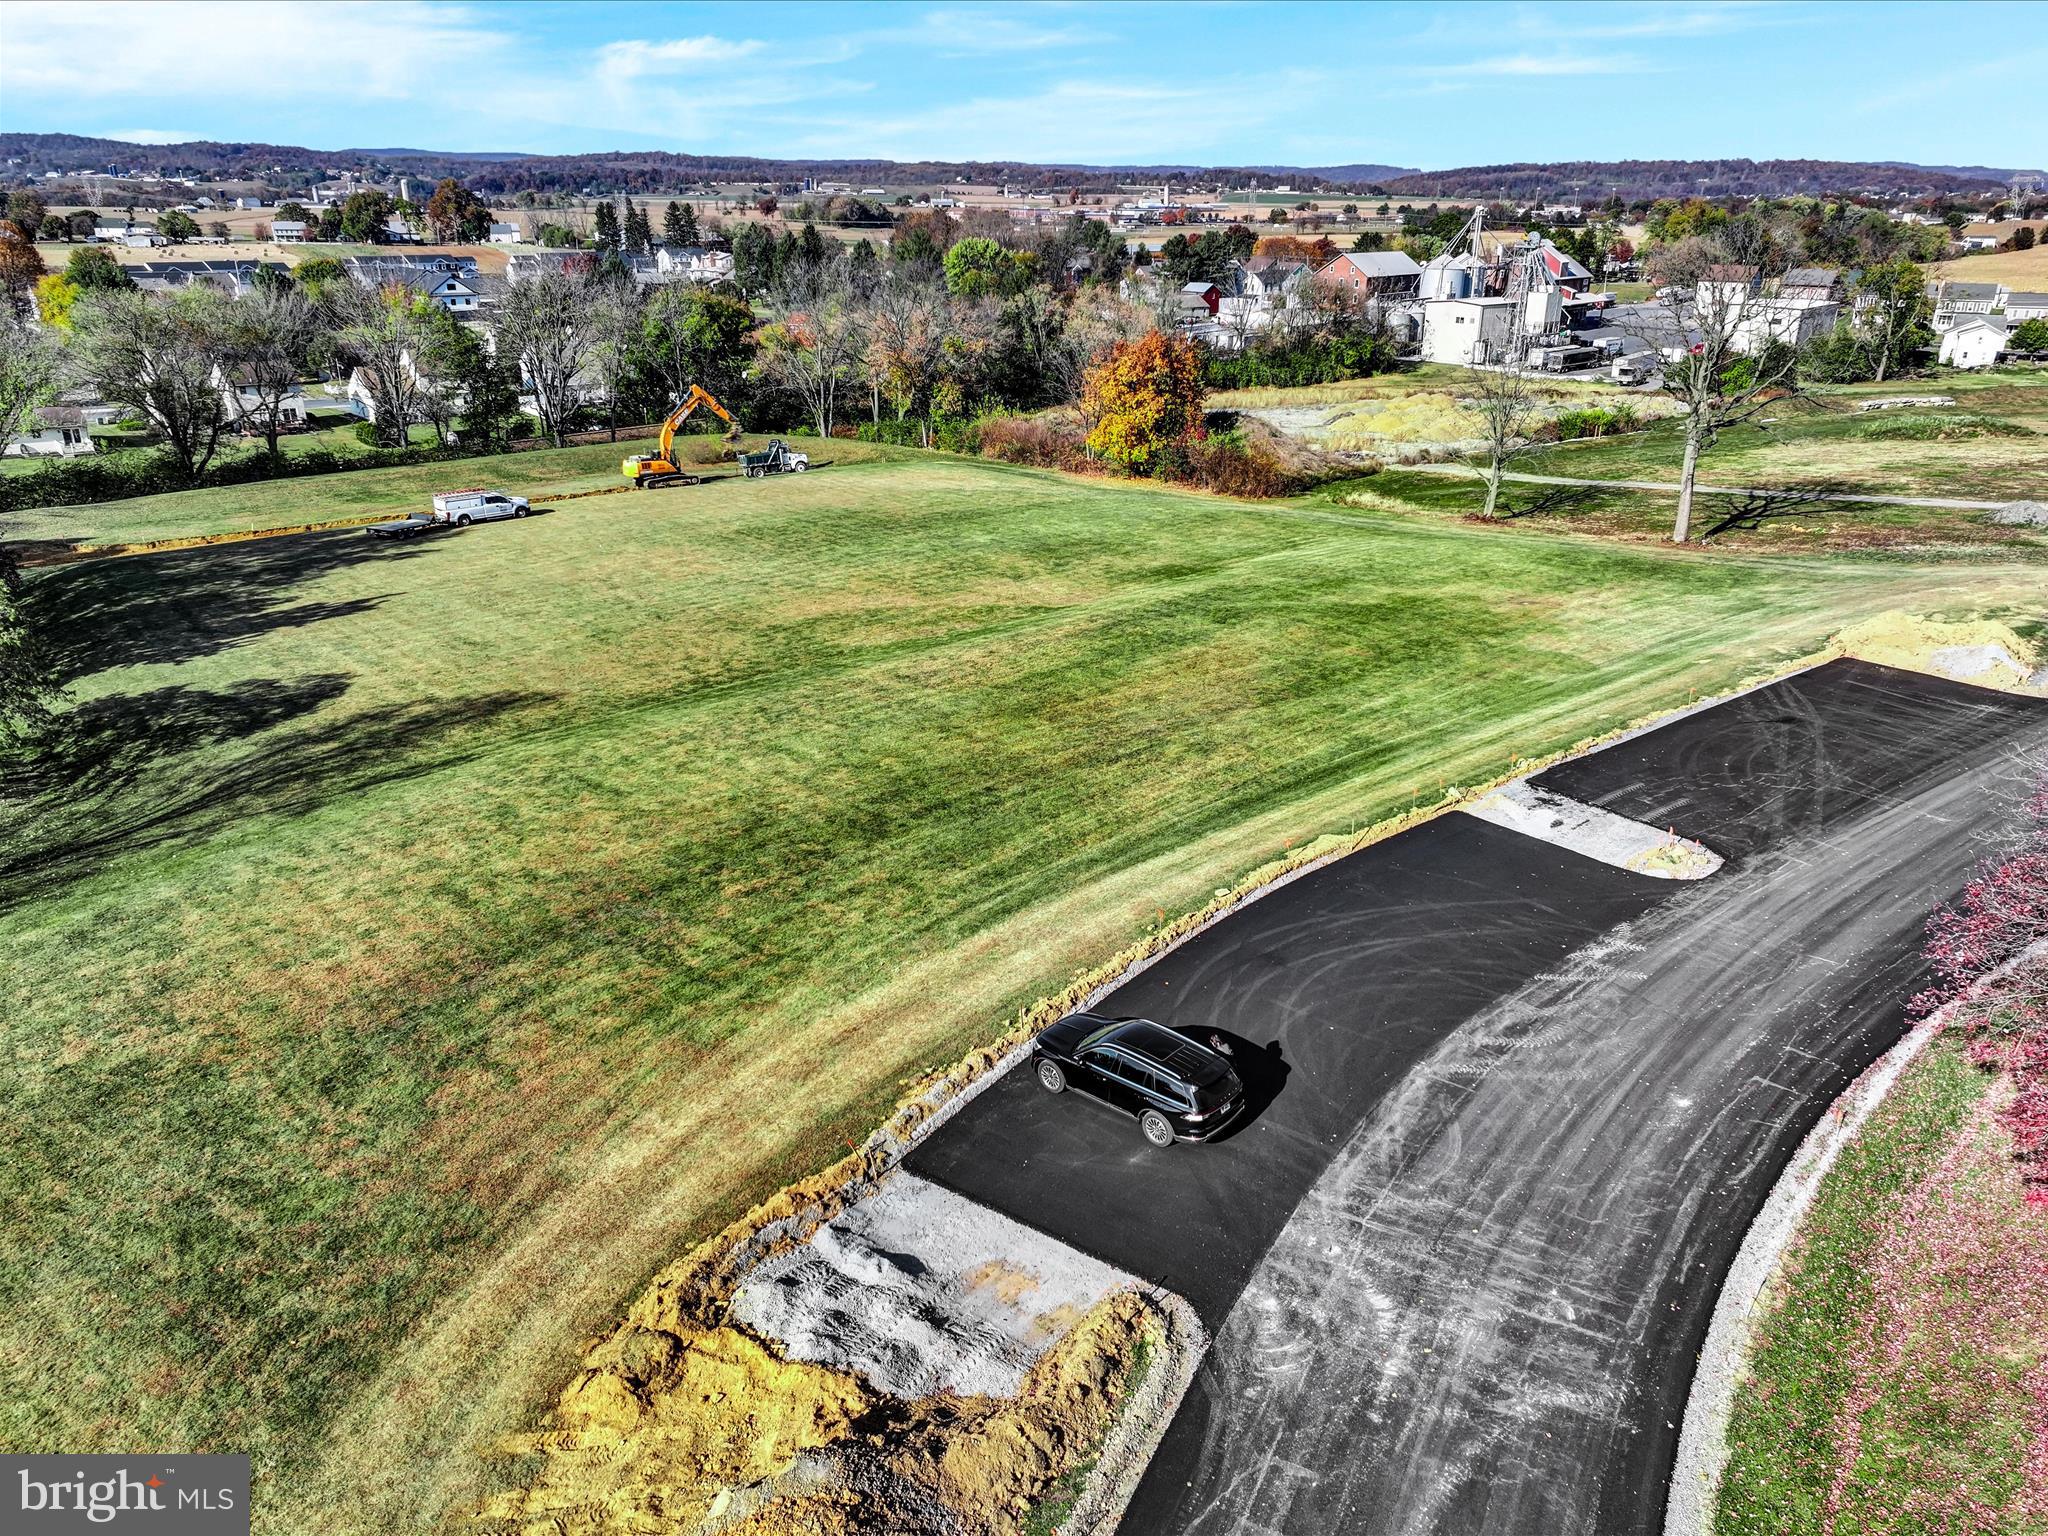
[623,386,741,489]
[737,439,809,477]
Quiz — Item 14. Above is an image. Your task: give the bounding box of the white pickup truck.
[367,488,530,539]
[431,489,529,525]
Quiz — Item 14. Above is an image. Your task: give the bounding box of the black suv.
[1031,1013,1244,1147]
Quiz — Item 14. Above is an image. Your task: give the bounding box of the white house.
[233,196,262,211]
[213,364,312,431]
[1695,267,1840,355]
[343,256,483,311]
[272,220,307,243]
[488,222,522,244]
[1420,296,1521,365]
[1960,234,2000,251]
[1938,314,2007,369]
[653,244,737,283]
[2003,291,2048,324]
[3,405,97,458]
[1934,281,2006,322]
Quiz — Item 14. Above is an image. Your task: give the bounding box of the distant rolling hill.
[0,135,2016,204]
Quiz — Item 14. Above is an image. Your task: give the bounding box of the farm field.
[3,451,2042,1533]
[1928,242,2048,291]
[0,433,887,551]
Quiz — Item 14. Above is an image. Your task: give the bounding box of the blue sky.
[1,1,2041,170]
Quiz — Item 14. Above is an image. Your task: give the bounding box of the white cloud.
[1427,50,1656,77]
[103,128,203,145]
[788,74,1308,165]
[0,1,510,105]
[905,8,1108,55]
[592,34,766,83]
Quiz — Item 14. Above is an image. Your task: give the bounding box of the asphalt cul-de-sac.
[905,660,2048,1535]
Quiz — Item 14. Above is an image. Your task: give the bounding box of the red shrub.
[1918,776,2048,1196]
[977,414,1087,471]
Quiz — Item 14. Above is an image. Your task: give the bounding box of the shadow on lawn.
[1502,484,1606,520]
[1697,480,1856,540]
[0,674,550,911]
[24,529,441,684]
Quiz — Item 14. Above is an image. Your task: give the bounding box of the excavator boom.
[624,385,743,487]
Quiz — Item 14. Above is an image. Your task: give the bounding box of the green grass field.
[1715,1035,2048,1535]
[2,433,891,551]
[1516,369,2048,503]
[3,450,2041,1532]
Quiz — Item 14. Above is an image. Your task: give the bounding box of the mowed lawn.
[2,453,2039,1533]
[1,432,892,550]
[1515,368,2048,503]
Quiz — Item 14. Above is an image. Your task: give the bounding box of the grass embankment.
[1716,1034,2048,1535]
[1,433,897,551]
[2,449,2040,1532]
[1333,369,2048,553]
[1514,369,2048,502]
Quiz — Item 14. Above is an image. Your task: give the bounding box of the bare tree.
[69,286,233,482]
[1463,332,1546,519]
[583,277,645,441]
[758,256,863,438]
[326,281,431,448]
[860,274,952,441]
[220,283,319,454]
[1612,225,1801,542]
[495,266,598,446]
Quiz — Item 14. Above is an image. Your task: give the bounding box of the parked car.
[432,488,530,525]
[1032,1013,1244,1147]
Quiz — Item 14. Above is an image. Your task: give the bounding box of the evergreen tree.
[797,221,827,271]
[663,201,687,245]
[678,202,700,246]
[774,229,801,281]
[593,199,620,251]
[625,199,653,255]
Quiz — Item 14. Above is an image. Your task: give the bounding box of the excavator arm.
[656,386,741,464]
[626,386,743,487]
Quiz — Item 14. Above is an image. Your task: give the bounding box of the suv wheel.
[1139,1110,1174,1148]
[1036,1060,1066,1094]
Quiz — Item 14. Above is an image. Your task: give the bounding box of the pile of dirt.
[481,1291,1160,1536]
[1835,611,2044,692]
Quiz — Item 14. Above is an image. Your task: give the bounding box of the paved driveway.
[907,661,2048,1534]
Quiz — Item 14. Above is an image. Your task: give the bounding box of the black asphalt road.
[905,660,2048,1535]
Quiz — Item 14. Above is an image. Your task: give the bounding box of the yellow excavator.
[622,386,743,489]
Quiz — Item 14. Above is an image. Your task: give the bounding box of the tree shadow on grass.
[1502,483,1606,520]
[0,674,552,911]
[24,529,445,685]
[1696,480,1856,540]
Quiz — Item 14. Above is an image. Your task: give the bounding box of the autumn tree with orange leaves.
[1080,331,1204,472]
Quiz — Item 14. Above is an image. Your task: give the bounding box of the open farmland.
[1927,241,2048,292]
[2,450,2042,1532]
